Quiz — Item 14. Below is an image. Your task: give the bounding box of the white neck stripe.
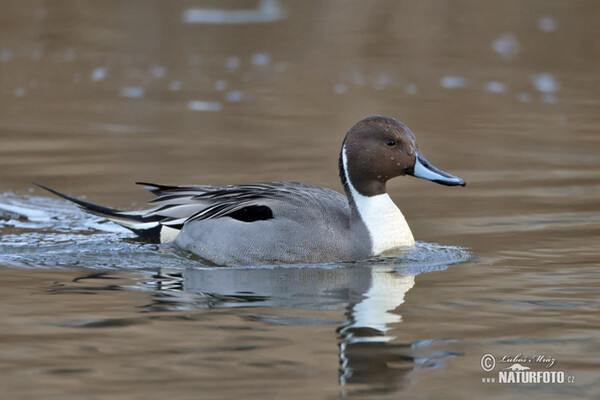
[342,147,415,254]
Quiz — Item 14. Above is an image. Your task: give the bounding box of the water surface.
[1,1,599,399]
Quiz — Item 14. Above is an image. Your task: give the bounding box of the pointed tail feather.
[136,181,179,195]
[32,182,171,243]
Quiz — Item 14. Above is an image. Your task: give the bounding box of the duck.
[35,116,465,266]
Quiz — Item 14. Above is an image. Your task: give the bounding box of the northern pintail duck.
[36,116,465,266]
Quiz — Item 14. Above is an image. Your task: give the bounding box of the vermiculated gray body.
[171,183,372,265]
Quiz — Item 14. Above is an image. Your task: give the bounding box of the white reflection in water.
[344,271,415,341]
[484,81,506,93]
[518,93,531,103]
[120,87,145,99]
[91,67,107,82]
[251,52,271,67]
[492,33,520,59]
[404,83,418,95]
[168,80,181,91]
[333,83,348,94]
[1,49,13,62]
[226,56,240,70]
[531,73,559,93]
[440,76,468,89]
[352,74,364,86]
[150,65,166,78]
[182,0,286,24]
[14,87,26,97]
[372,72,392,90]
[225,90,243,102]
[539,16,557,32]
[187,100,222,111]
[214,80,227,91]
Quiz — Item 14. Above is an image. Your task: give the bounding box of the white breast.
[352,191,415,253]
[343,148,415,255]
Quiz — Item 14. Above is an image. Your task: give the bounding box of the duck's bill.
[408,153,466,186]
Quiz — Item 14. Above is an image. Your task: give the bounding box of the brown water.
[1,1,599,399]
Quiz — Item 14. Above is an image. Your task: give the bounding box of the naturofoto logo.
[479,353,575,385]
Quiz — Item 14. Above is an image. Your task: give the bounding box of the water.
[1,1,599,399]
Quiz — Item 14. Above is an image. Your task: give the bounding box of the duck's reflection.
[336,268,416,392]
[143,263,455,394]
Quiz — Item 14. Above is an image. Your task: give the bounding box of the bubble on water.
[120,87,145,99]
[440,76,468,89]
[372,72,392,90]
[14,88,26,97]
[251,52,271,66]
[484,81,506,93]
[150,65,166,78]
[225,90,244,102]
[333,83,348,94]
[91,67,107,82]
[517,93,531,103]
[226,56,240,70]
[351,68,365,86]
[492,33,520,59]
[1,49,13,63]
[214,80,227,91]
[538,17,557,32]
[531,73,559,93]
[187,100,222,111]
[404,83,418,95]
[169,81,181,91]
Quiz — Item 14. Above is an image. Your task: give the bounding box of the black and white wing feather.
[137,181,326,227]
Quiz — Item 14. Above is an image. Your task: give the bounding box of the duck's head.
[340,116,466,197]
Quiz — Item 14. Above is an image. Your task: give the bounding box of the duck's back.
[172,182,372,266]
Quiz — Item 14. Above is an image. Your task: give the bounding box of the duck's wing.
[34,181,349,245]
[138,181,348,228]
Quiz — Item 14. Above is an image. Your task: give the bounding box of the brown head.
[339,116,465,198]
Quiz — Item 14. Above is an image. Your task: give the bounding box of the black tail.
[32,182,165,243]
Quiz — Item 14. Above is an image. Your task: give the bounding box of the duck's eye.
[385,140,396,146]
